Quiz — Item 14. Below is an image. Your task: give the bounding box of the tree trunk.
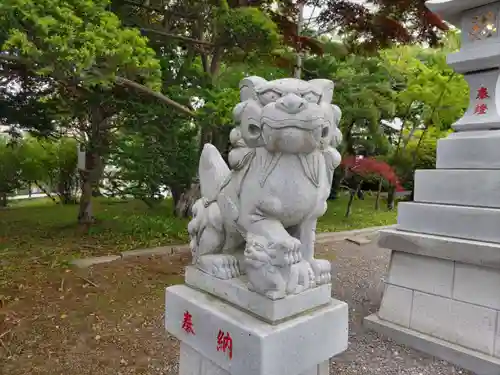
[328,168,343,200]
[345,180,362,218]
[375,178,383,210]
[78,161,95,226]
[357,189,365,200]
[170,185,182,215]
[175,182,200,218]
[91,155,106,197]
[35,181,58,204]
[78,105,110,226]
[387,185,395,211]
[0,193,7,208]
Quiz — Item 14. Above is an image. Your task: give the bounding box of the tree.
[20,136,79,204]
[111,0,282,149]
[304,40,396,156]
[0,137,23,207]
[109,0,301,216]
[340,155,403,217]
[316,0,450,50]
[381,42,468,207]
[107,98,199,212]
[0,0,197,225]
[389,127,450,192]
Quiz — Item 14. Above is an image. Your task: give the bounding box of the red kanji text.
[477,87,490,100]
[182,311,195,335]
[216,329,233,360]
[474,103,488,115]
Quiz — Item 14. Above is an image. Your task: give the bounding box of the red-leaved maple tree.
[340,155,404,216]
[341,155,403,191]
[317,0,449,50]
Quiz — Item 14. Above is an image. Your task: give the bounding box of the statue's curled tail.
[188,144,241,278]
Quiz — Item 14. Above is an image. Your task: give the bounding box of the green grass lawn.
[1,194,396,264]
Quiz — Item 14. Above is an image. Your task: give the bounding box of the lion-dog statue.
[188,76,342,300]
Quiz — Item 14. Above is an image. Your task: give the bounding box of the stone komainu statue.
[188,76,342,300]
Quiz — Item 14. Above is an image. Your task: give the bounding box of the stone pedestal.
[366,2,500,373]
[165,282,348,375]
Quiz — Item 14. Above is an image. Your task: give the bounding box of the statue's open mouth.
[260,116,325,131]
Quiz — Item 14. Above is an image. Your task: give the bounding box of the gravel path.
[322,240,471,375]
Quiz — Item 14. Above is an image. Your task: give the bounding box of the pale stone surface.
[179,343,329,375]
[180,343,230,375]
[426,0,498,27]
[369,1,500,371]
[451,70,500,130]
[436,130,500,169]
[365,314,500,375]
[427,0,500,74]
[187,76,342,299]
[414,169,500,208]
[410,291,497,355]
[377,284,413,328]
[387,252,454,297]
[185,266,331,324]
[453,263,500,310]
[315,225,394,244]
[397,202,500,243]
[495,315,500,358]
[345,235,373,245]
[378,229,500,269]
[316,361,329,375]
[165,285,348,375]
[447,45,500,74]
[121,244,188,258]
[70,255,121,268]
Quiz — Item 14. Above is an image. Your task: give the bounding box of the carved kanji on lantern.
[477,86,490,100]
[474,103,488,115]
[182,311,195,335]
[216,329,233,360]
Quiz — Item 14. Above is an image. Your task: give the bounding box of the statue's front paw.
[274,237,302,266]
[285,245,302,266]
[197,254,241,280]
[309,259,332,285]
[296,260,315,290]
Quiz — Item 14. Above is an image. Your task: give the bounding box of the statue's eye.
[301,92,321,104]
[259,90,282,105]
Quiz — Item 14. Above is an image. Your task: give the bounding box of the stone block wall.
[378,252,500,357]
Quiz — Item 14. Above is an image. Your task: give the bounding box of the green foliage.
[376,45,468,192]
[389,128,450,190]
[0,137,24,203]
[0,0,162,89]
[10,136,79,204]
[218,6,280,60]
[43,137,79,203]
[108,101,199,209]
[304,51,396,155]
[382,45,468,131]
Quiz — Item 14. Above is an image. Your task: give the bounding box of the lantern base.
[365,314,500,375]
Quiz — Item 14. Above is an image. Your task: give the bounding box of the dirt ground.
[0,252,189,375]
[0,241,471,375]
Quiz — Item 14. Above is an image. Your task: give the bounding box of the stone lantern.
[366,1,500,373]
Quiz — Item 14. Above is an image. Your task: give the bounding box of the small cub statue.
[188,76,342,300]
